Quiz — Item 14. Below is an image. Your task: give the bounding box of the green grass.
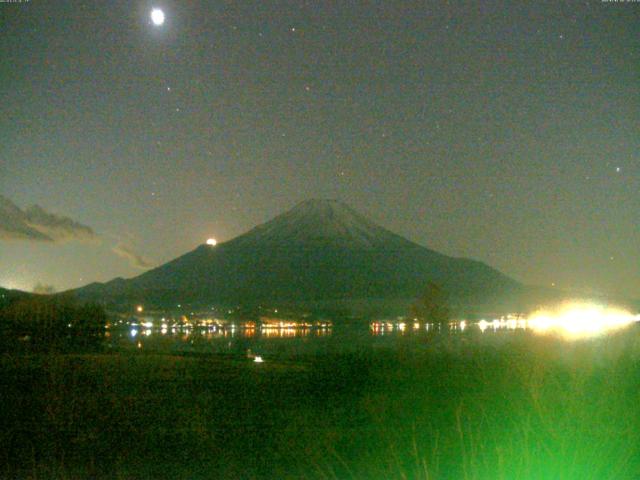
[1,330,640,479]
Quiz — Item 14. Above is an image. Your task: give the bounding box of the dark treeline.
[0,296,106,352]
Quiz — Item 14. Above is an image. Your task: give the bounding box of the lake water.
[107,318,640,358]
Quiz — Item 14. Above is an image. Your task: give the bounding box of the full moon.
[206,238,217,246]
[150,8,165,26]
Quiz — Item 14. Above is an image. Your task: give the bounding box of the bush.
[0,296,106,352]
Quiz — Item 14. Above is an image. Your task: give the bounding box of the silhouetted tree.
[410,281,451,324]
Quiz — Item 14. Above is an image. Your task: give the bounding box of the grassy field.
[1,330,640,479]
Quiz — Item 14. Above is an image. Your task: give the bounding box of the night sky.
[1,1,638,298]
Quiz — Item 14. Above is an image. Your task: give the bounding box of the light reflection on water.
[113,324,341,356]
[119,316,640,342]
[371,304,640,340]
[369,319,529,336]
[111,311,639,357]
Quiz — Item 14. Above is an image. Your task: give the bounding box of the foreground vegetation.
[0,296,105,353]
[1,328,640,479]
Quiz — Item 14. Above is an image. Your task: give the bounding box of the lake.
[108,316,640,358]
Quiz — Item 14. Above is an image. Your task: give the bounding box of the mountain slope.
[73,199,523,308]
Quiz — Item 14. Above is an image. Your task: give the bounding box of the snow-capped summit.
[232,199,412,249]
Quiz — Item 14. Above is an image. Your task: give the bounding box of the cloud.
[0,195,98,243]
[112,242,154,269]
[1,195,153,271]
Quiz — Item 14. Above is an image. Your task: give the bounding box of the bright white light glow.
[528,302,637,340]
[206,238,217,246]
[150,8,165,26]
[254,356,264,363]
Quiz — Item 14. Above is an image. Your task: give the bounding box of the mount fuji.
[73,200,523,311]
